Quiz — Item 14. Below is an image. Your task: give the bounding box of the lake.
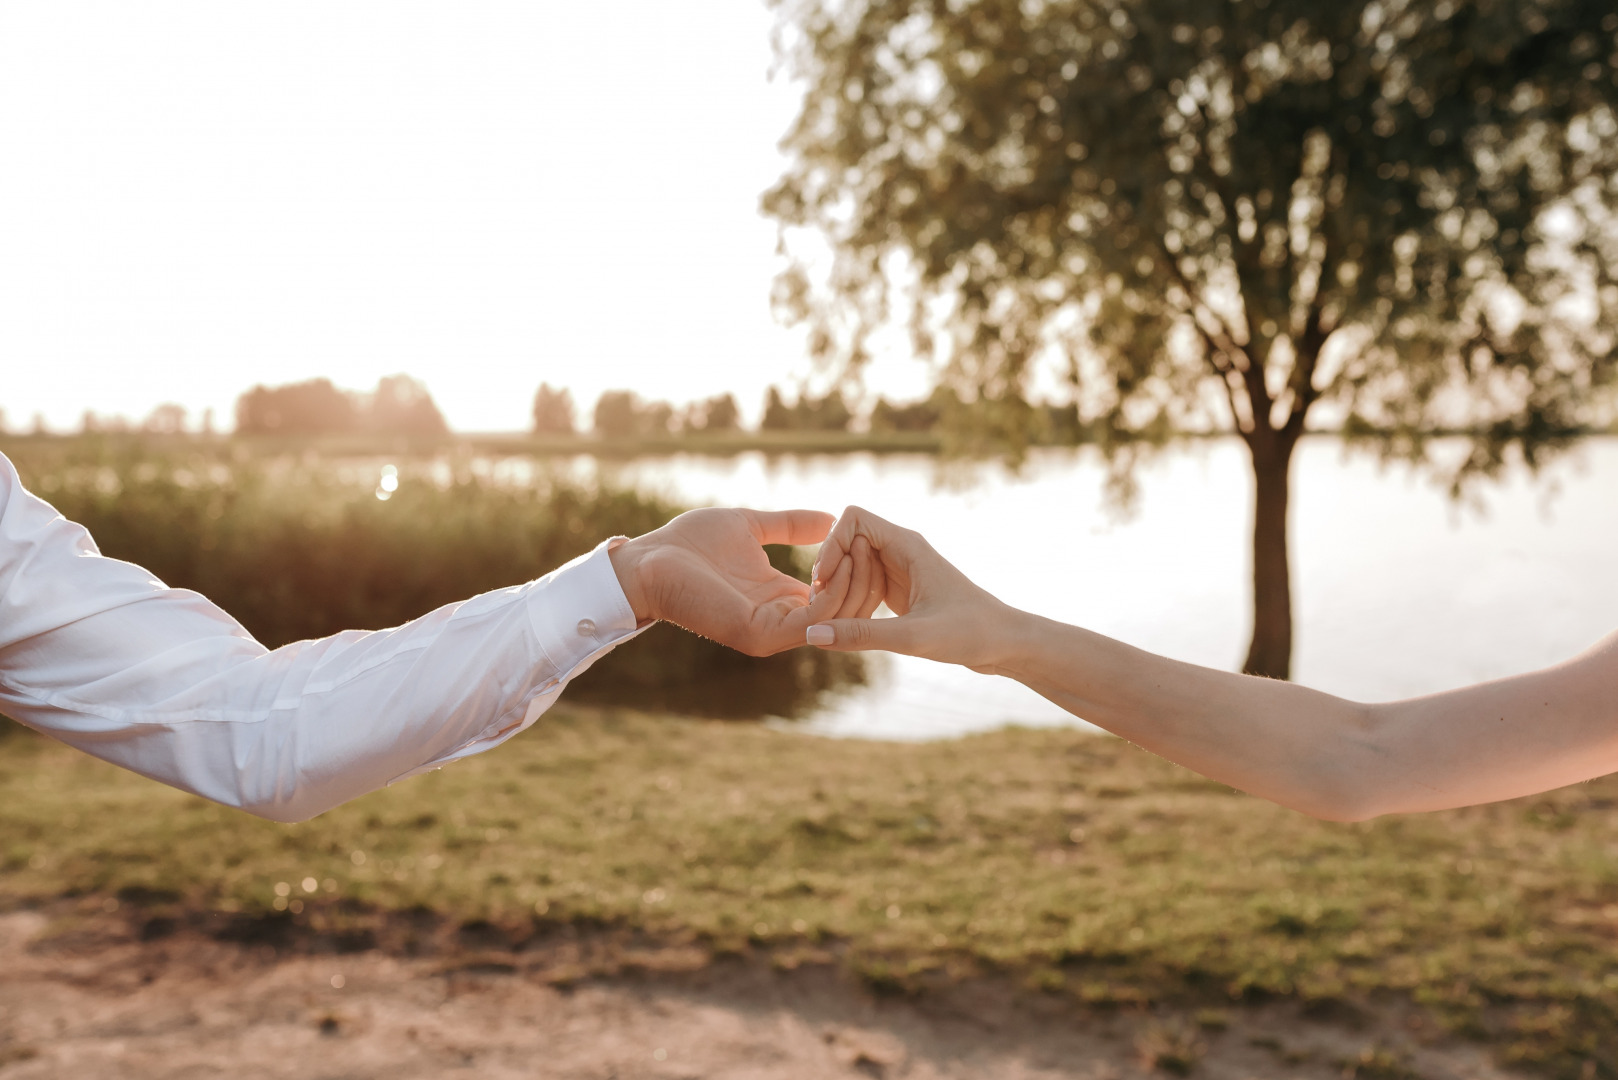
[576,436,1617,740]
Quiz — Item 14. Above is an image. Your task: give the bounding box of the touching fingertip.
[806,624,835,647]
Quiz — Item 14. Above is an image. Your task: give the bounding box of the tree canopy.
[688,393,744,433]
[235,378,358,436]
[369,375,449,438]
[766,0,1618,676]
[761,386,855,431]
[768,0,1617,455]
[532,383,578,435]
[235,376,447,438]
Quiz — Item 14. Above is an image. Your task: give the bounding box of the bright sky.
[0,1,933,433]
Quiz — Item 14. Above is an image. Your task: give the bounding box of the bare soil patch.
[0,908,1526,1080]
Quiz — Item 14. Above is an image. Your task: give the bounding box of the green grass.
[4,710,1618,1073]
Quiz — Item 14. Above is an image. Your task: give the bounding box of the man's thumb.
[805,617,913,653]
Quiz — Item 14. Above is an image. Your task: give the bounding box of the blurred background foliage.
[235,375,449,438]
[765,0,1618,678]
[2,440,863,723]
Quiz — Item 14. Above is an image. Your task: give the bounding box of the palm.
[642,508,843,656]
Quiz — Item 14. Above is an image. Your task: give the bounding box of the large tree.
[765,0,1618,678]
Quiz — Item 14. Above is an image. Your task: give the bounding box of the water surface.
[590,437,1618,740]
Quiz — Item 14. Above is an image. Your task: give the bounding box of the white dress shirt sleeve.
[0,452,648,822]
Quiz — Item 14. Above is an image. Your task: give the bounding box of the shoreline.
[5,429,1614,463]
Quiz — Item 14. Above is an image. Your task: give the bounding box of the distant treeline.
[13,373,1093,444]
[544,382,1087,442]
[236,375,447,437]
[38,376,450,441]
[6,446,862,720]
[537,382,841,438]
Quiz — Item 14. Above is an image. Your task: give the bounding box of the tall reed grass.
[4,438,862,719]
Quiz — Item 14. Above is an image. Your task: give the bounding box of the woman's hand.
[803,505,1014,671]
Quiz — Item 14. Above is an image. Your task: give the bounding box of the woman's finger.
[854,554,887,619]
[799,554,854,626]
[806,613,921,655]
[835,535,875,619]
[813,505,891,589]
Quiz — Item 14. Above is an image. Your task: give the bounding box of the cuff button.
[576,618,598,639]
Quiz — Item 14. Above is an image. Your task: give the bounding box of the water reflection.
[568,621,866,720]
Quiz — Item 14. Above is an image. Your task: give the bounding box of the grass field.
[4,710,1618,1074]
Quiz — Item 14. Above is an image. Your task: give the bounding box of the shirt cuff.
[523,537,645,681]
[384,538,651,785]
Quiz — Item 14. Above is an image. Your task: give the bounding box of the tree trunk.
[1242,432,1298,680]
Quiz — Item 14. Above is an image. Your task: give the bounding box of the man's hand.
[608,508,856,657]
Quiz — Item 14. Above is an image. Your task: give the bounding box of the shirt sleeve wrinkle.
[0,452,650,821]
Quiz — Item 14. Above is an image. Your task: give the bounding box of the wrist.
[607,535,656,623]
[966,600,1030,676]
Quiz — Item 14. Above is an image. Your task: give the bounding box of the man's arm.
[0,454,850,821]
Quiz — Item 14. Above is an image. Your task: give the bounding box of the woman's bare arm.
[804,506,1618,820]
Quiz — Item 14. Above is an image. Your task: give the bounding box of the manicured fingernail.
[806,624,835,647]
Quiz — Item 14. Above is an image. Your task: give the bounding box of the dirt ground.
[0,909,1526,1080]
